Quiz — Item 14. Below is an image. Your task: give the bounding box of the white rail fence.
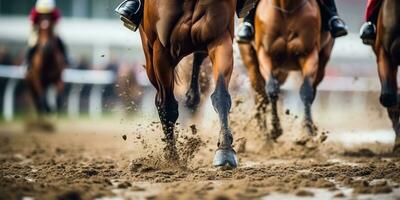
[0,65,383,122]
[0,65,116,121]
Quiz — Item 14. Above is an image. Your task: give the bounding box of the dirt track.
[1,106,400,200]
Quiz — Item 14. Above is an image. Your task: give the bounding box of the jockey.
[115,0,347,43]
[360,0,382,45]
[27,0,68,67]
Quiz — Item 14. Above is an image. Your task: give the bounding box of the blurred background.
[0,0,390,138]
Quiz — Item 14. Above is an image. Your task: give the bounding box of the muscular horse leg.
[185,51,208,113]
[300,49,320,137]
[239,44,269,131]
[377,47,400,152]
[153,40,179,161]
[208,33,237,168]
[258,49,282,141]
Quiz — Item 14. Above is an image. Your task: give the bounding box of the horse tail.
[390,37,400,65]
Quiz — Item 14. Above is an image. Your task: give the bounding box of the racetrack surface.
[1,92,400,200]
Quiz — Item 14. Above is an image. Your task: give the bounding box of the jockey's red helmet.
[29,0,61,24]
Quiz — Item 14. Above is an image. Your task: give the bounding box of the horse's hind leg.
[208,33,237,168]
[238,44,269,131]
[376,47,400,152]
[152,39,179,161]
[185,51,207,113]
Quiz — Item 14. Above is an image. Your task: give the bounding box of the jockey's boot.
[115,0,143,31]
[360,22,376,45]
[329,16,348,38]
[236,8,256,43]
[319,0,348,38]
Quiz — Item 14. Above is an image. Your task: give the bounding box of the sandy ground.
[1,92,400,200]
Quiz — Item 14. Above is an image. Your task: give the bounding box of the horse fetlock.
[217,128,233,149]
[185,88,201,111]
[380,92,397,108]
[303,119,318,136]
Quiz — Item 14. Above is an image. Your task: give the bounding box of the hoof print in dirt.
[213,148,238,169]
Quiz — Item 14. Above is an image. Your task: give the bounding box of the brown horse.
[139,0,237,167]
[26,14,66,117]
[373,0,400,153]
[239,0,334,142]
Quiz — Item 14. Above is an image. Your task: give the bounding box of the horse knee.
[300,79,315,105]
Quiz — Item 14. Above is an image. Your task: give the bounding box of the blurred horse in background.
[239,0,334,144]
[25,13,66,121]
[373,0,400,153]
[139,0,238,168]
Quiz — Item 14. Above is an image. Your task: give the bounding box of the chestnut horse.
[26,14,66,117]
[139,0,237,167]
[239,0,334,143]
[373,0,400,153]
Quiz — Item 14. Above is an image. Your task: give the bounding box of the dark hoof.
[380,93,397,108]
[213,148,238,168]
[185,89,200,112]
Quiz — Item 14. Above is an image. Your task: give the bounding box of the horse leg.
[299,49,320,137]
[56,81,65,114]
[376,47,400,152]
[208,33,237,168]
[28,76,48,116]
[238,44,268,131]
[185,51,207,113]
[258,49,282,141]
[152,39,179,161]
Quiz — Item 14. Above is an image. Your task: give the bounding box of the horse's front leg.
[238,44,269,131]
[185,51,207,113]
[152,40,180,161]
[299,49,320,138]
[208,33,237,168]
[376,47,400,153]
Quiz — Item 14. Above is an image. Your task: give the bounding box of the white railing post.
[89,85,104,119]
[3,79,18,121]
[67,84,83,118]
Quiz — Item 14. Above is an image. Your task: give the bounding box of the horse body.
[139,0,238,167]
[374,0,400,152]
[143,0,234,59]
[239,0,334,141]
[26,16,66,116]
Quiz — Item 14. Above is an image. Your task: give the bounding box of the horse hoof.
[213,148,238,168]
